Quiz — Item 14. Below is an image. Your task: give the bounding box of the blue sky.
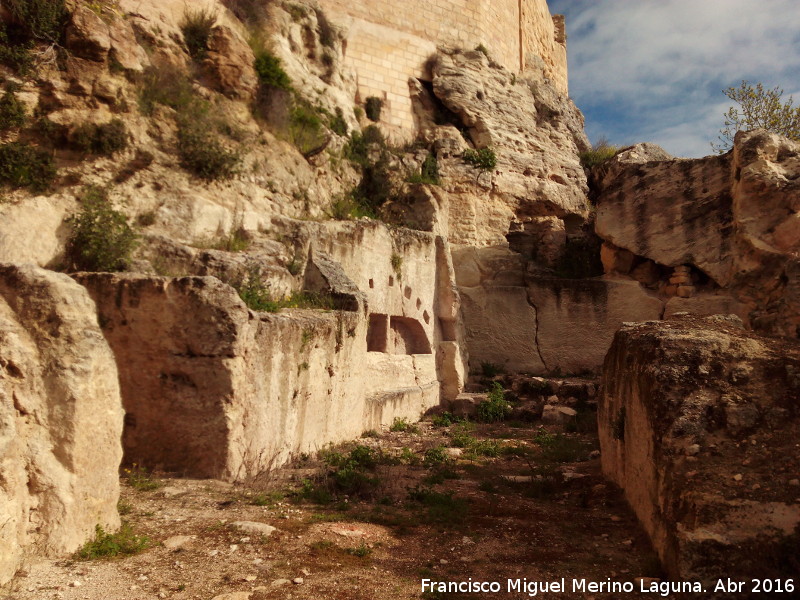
[547,0,800,157]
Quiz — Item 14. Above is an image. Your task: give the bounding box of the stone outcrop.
[595,130,800,337]
[75,221,465,480]
[0,265,123,585]
[430,49,590,247]
[600,315,800,583]
[454,246,663,374]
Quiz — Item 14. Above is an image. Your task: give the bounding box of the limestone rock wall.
[0,265,123,585]
[430,50,589,247]
[595,130,800,337]
[75,222,463,480]
[599,316,800,581]
[453,246,663,375]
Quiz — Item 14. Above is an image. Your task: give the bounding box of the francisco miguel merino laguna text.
[421,577,706,596]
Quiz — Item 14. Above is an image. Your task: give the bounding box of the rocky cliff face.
[594,130,800,338]
[0,264,123,584]
[600,315,800,583]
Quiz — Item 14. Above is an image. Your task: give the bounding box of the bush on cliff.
[65,186,138,272]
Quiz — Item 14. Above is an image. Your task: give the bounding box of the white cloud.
[549,0,800,156]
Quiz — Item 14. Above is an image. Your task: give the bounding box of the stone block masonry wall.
[320,0,567,132]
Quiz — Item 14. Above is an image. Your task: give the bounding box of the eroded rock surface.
[595,130,800,336]
[600,315,800,583]
[0,265,123,585]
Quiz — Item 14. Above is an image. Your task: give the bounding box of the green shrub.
[390,417,418,433]
[480,361,504,378]
[65,187,137,272]
[328,194,374,220]
[328,107,348,136]
[462,147,497,171]
[180,7,217,60]
[75,524,150,560]
[233,266,280,311]
[289,102,327,156]
[423,445,449,467]
[177,118,241,180]
[579,140,618,169]
[0,142,56,192]
[475,44,489,57]
[6,0,68,43]
[72,119,128,155]
[408,152,439,185]
[0,89,26,130]
[138,64,197,116]
[343,125,384,166]
[431,412,457,427]
[476,382,510,423]
[254,49,292,91]
[364,96,383,122]
[407,486,468,525]
[0,23,34,75]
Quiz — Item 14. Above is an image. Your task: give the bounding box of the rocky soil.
[1,388,662,600]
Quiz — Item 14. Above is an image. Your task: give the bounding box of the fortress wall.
[521,3,568,92]
[320,0,567,133]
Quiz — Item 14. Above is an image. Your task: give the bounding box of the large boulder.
[0,264,123,585]
[599,315,800,583]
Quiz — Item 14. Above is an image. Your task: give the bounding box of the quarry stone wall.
[320,0,568,133]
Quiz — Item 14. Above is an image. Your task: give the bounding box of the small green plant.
[475,44,489,57]
[123,463,161,491]
[250,491,284,506]
[212,228,250,252]
[390,253,403,279]
[431,412,457,427]
[6,0,68,43]
[364,96,383,122]
[0,23,34,75]
[399,447,419,465]
[407,486,468,526]
[254,49,292,91]
[476,382,511,423]
[449,426,476,449]
[328,107,348,136]
[72,119,129,156]
[180,7,217,60]
[423,445,449,467]
[480,362,504,378]
[0,88,26,130]
[138,64,197,116]
[289,101,328,156]
[346,543,372,558]
[407,153,439,185]
[0,142,56,192]
[117,499,133,516]
[361,429,380,438]
[462,147,497,171]
[65,187,138,272]
[233,266,279,311]
[177,117,241,180]
[579,138,619,169]
[75,523,150,560]
[390,417,419,433]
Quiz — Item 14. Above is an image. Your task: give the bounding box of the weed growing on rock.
[289,101,328,157]
[65,186,138,272]
[72,119,129,156]
[180,7,217,60]
[579,139,618,169]
[407,153,439,185]
[462,147,497,171]
[431,412,458,427]
[75,524,151,560]
[0,88,26,130]
[254,49,292,91]
[480,362,504,377]
[178,116,241,180]
[0,142,56,192]
[6,0,68,43]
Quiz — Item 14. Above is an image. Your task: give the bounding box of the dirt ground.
[1,409,662,600]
